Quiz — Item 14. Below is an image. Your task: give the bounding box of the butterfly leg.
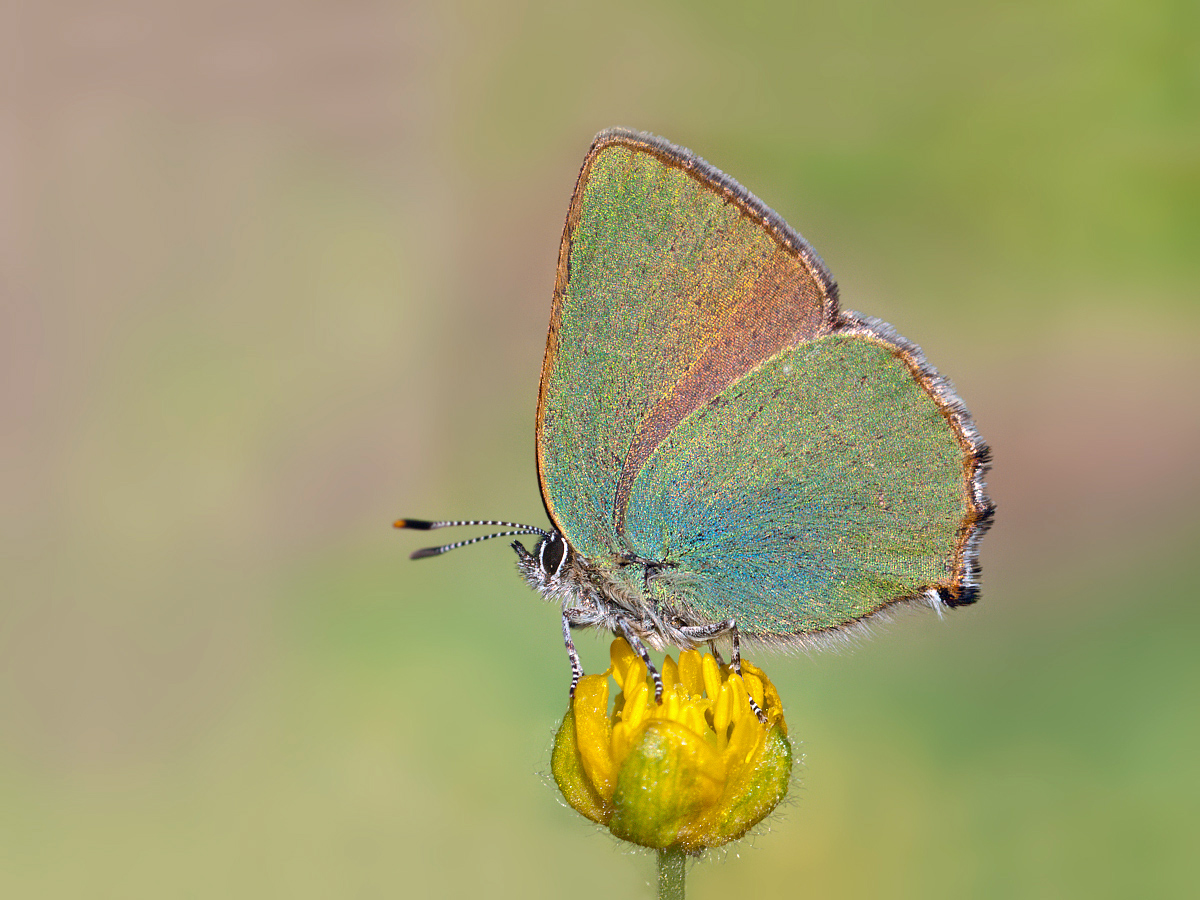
[616,620,664,703]
[561,609,586,697]
[681,620,768,724]
[680,619,738,664]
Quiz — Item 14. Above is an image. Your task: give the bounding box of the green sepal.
[607,720,724,850]
[708,722,793,844]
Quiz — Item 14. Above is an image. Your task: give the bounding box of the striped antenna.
[394,518,548,560]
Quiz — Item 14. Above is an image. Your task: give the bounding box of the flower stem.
[657,846,686,900]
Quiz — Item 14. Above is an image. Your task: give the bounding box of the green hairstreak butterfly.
[398,128,993,702]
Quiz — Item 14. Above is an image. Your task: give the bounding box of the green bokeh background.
[4,2,1197,897]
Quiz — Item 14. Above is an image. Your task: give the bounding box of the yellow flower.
[551,639,792,852]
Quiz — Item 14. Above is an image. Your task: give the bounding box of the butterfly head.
[513,531,574,597]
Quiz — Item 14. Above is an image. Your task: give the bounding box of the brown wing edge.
[834,310,995,606]
[535,126,843,533]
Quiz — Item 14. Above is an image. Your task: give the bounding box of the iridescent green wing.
[536,129,839,562]
[623,316,993,639]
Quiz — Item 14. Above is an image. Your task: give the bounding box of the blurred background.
[2,1,1197,897]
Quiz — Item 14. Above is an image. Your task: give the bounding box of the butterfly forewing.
[537,129,840,561]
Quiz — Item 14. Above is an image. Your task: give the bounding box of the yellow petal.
[712,681,732,747]
[624,680,651,730]
[621,655,648,701]
[660,689,681,723]
[680,703,715,747]
[572,674,616,800]
[661,654,680,689]
[677,648,704,697]
[743,659,787,736]
[610,638,640,685]
[721,675,763,774]
[700,653,722,703]
[550,707,611,825]
[743,671,766,711]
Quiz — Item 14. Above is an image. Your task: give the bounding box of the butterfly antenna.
[394,518,549,560]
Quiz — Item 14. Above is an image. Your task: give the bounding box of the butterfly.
[398,128,994,705]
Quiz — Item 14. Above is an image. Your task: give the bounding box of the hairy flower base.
[552,639,792,852]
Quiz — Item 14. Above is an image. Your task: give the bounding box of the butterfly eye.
[538,534,568,579]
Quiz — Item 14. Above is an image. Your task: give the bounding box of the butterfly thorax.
[512,532,700,652]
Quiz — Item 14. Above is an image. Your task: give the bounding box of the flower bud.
[552,639,792,852]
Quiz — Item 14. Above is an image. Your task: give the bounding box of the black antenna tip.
[409,546,444,559]
[395,518,435,530]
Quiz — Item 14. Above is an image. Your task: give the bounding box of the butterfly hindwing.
[623,319,987,639]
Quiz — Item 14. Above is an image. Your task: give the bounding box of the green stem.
[657,846,686,900]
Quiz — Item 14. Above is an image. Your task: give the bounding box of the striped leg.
[616,620,664,703]
[681,619,767,723]
[561,609,585,697]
